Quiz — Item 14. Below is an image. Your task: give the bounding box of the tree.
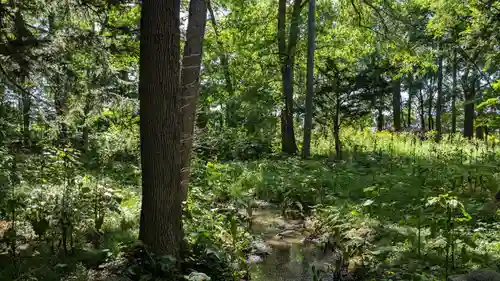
[451,49,458,134]
[181,0,208,199]
[392,78,401,131]
[302,0,316,158]
[462,60,477,139]
[207,0,234,126]
[435,50,443,141]
[278,0,304,155]
[138,0,184,256]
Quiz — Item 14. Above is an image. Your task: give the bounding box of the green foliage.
[186,131,500,280]
[1,0,500,280]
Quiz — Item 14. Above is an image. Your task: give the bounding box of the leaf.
[206,248,223,261]
[363,186,377,193]
[186,272,211,281]
[362,199,374,206]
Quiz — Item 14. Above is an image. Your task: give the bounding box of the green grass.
[1,130,499,281]
[192,130,500,280]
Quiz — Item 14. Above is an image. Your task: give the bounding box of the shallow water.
[248,204,336,281]
[249,242,336,281]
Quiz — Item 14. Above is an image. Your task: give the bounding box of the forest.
[0,0,499,280]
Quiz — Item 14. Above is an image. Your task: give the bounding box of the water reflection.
[249,204,336,281]
[249,241,336,281]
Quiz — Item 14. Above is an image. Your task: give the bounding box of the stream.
[247,203,337,281]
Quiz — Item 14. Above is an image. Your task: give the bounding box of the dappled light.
[0,0,499,280]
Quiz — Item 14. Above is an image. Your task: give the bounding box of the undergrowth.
[1,129,499,280]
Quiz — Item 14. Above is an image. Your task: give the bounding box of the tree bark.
[138,0,184,257]
[451,50,457,134]
[278,0,303,154]
[333,92,342,160]
[462,62,475,139]
[427,76,434,131]
[435,52,443,142]
[474,79,483,140]
[180,0,207,199]
[463,81,475,139]
[0,83,4,145]
[392,78,401,131]
[476,126,484,140]
[21,75,30,147]
[418,88,425,131]
[302,0,315,158]
[377,100,384,131]
[407,73,413,128]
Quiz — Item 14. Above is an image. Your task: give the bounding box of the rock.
[251,240,271,255]
[276,229,301,238]
[448,270,500,281]
[74,248,109,269]
[246,254,264,264]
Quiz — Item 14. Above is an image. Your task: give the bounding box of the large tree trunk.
[180,0,207,200]
[392,78,401,131]
[302,0,315,158]
[138,0,183,257]
[451,50,457,134]
[278,0,302,154]
[435,53,443,142]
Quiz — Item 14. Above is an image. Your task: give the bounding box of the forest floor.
[1,131,500,281]
[189,131,500,280]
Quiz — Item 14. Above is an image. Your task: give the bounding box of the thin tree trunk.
[419,88,425,131]
[302,0,315,158]
[138,0,183,257]
[0,84,5,145]
[21,76,30,147]
[462,52,479,139]
[427,77,433,131]
[435,52,443,142]
[377,99,383,131]
[463,81,475,139]
[407,74,413,128]
[462,62,475,139]
[392,78,401,131]
[207,1,235,126]
[55,73,69,145]
[476,126,484,140]
[81,89,92,153]
[475,79,483,140]
[278,0,287,152]
[333,92,342,160]
[451,50,457,134]
[180,0,207,199]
